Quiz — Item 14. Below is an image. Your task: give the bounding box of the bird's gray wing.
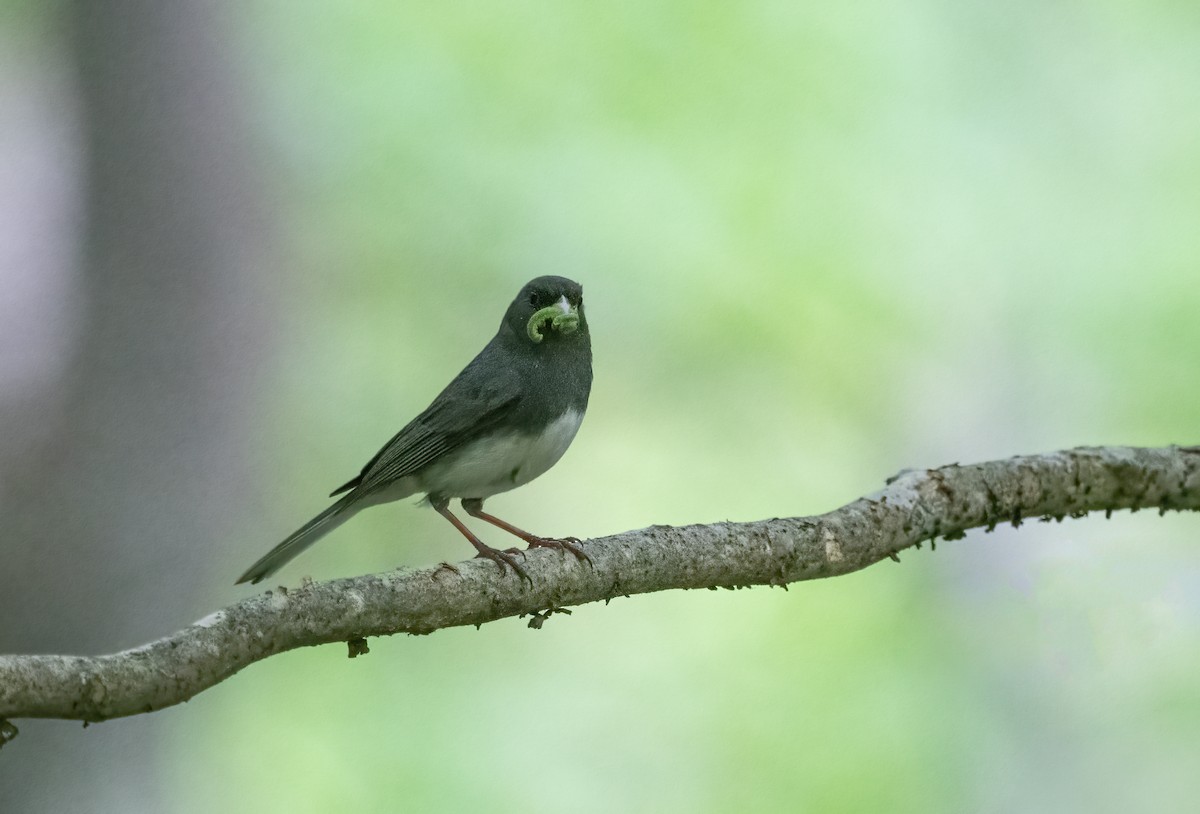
[330,362,522,497]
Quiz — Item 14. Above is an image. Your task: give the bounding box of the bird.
[236,275,593,586]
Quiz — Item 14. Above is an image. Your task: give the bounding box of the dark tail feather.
[236,495,360,585]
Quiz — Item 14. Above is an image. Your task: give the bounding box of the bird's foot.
[474,545,532,587]
[526,535,593,567]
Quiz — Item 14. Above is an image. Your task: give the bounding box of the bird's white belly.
[418,408,584,499]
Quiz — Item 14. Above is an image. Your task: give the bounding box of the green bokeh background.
[14,2,1200,811]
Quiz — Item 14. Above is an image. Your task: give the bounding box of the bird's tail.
[236,494,360,585]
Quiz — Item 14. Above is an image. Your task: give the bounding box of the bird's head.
[503,276,587,345]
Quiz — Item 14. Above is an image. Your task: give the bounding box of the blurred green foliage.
[179,2,1200,811]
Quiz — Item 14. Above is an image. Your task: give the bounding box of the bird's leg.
[430,497,531,586]
[461,499,592,567]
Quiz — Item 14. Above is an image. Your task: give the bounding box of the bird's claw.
[526,536,593,567]
[475,546,533,587]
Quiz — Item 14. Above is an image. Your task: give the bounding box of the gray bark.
[3,444,1197,740]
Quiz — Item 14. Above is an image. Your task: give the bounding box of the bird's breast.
[418,408,584,500]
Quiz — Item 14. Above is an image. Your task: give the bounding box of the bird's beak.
[526,296,580,342]
[551,296,579,335]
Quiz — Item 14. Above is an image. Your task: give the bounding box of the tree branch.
[3,444,1198,744]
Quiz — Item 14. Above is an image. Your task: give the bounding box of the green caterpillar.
[527,305,579,343]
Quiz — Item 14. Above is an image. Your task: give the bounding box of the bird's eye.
[528,293,539,307]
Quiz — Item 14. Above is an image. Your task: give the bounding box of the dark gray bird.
[237,276,592,585]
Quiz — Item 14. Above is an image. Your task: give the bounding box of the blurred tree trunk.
[0,2,272,811]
